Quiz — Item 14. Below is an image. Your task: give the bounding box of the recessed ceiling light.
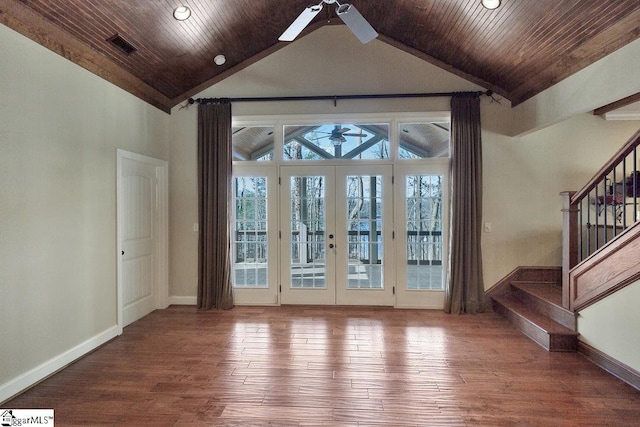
[214,54,227,66]
[173,5,191,21]
[481,0,501,10]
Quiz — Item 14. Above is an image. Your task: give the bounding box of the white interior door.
[118,150,168,328]
[280,165,393,305]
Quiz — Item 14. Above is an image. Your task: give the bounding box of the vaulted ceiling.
[2,0,639,113]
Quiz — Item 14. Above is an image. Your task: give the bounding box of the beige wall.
[0,24,170,399]
[578,280,640,370]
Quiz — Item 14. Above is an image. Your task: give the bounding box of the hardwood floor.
[5,305,640,426]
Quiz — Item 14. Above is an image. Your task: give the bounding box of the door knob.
[122,250,125,255]
[329,234,334,239]
[329,243,335,249]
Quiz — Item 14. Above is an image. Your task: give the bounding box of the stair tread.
[492,293,578,336]
[511,281,563,307]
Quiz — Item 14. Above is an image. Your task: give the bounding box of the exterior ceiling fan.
[279,0,378,44]
[315,126,367,145]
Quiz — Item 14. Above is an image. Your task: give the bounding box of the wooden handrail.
[571,128,640,204]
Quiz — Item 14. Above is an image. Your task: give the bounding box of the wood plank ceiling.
[1,0,639,113]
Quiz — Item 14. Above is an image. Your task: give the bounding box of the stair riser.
[493,299,551,350]
[549,335,578,352]
[511,286,576,330]
[492,299,577,352]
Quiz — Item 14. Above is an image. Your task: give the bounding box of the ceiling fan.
[314,126,367,145]
[279,0,378,44]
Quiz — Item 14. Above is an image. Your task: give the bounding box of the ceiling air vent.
[107,34,137,55]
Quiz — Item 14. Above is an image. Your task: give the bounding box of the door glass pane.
[346,175,383,289]
[283,124,389,160]
[405,175,444,290]
[290,176,326,288]
[233,176,269,288]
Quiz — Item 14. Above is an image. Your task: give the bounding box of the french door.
[231,167,279,305]
[280,165,394,305]
[395,163,448,308]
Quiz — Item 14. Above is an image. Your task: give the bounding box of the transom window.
[399,122,450,159]
[283,123,389,160]
[232,119,450,162]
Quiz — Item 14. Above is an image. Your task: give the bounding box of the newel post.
[560,191,578,310]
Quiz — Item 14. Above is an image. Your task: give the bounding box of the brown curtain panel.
[197,102,234,310]
[445,93,485,314]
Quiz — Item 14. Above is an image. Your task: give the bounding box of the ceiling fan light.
[173,5,191,21]
[481,0,501,10]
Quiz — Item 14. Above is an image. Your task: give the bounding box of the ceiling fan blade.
[336,3,378,44]
[279,4,323,42]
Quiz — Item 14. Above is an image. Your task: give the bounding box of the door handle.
[122,250,125,255]
[329,243,335,249]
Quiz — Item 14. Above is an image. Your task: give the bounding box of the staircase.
[487,267,578,352]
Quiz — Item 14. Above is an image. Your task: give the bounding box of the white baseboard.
[168,296,197,305]
[0,326,119,404]
[396,305,444,309]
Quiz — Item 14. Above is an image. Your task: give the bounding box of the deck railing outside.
[235,229,443,265]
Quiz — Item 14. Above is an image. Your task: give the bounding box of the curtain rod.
[188,90,493,107]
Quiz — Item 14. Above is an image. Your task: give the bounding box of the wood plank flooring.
[5,305,640,426]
